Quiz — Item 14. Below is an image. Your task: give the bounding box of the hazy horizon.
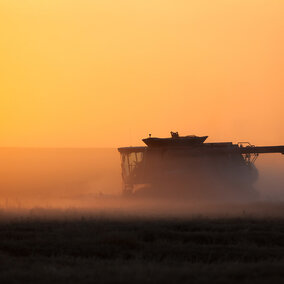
[0,147,283,209]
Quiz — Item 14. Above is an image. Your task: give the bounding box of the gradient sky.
[1,0,283,147]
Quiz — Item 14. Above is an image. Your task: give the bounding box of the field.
[0,148,283,283]
[0,212,283,284]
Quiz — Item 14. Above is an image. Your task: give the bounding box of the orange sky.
[1,0,283,147]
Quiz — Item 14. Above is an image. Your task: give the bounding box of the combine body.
[118,132,284,199]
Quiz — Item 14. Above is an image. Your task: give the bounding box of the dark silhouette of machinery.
[118,132,284,200]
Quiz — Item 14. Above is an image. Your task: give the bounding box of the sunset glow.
[1,3,284,282]
[1,0,283,147]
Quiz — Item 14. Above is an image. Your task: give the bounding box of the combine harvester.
[118,132,284,200]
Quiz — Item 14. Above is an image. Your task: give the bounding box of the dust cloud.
[0,148,121,207]
[0,148,283,218]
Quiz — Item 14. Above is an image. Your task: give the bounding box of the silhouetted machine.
[118,132,284,199]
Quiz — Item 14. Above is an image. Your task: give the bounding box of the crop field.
[0,213,283,284]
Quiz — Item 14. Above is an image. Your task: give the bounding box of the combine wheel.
[122,184,134,196]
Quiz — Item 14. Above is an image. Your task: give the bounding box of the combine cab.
[118,132,284,200]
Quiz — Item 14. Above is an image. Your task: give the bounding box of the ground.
[0,214,283,283]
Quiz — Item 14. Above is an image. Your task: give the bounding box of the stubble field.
[0,213,283,284]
